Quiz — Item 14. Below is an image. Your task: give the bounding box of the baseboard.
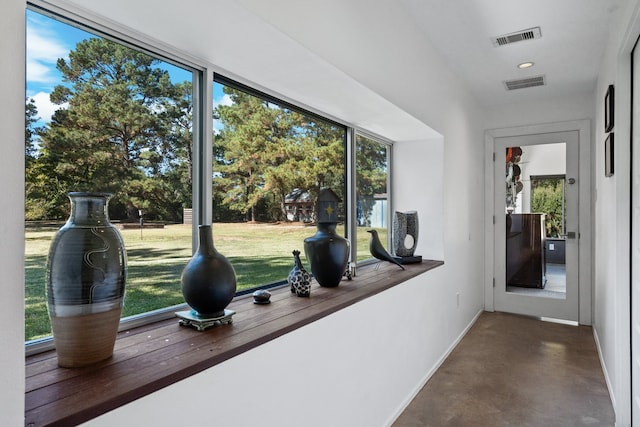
[592,326,617,417]
[384,308,484,427]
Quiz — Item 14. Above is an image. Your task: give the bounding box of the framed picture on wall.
[605,132,614,177]
[605,84,614,132]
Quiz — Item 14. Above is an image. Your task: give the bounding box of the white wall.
[394,137,444,260]
[592,1,640,425]
[485,93,596,130]
[0,1,26,426]
[86,270,481,427]
[0,1,487,426]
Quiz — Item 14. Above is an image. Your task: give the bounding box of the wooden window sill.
[25,259,443,426]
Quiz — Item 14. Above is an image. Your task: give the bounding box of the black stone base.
[394,255,423,264]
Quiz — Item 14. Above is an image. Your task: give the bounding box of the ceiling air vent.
[492,27,542,47]
[503,75,546,91]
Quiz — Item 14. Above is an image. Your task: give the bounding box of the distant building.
[285,189,387,226]
[370,193,388,228]
[358,193,387,228]
[284,189,314,222]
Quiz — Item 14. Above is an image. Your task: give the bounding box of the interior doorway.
[484,120,591,325]
[494,133,579,321]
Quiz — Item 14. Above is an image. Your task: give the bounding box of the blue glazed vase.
[181,225,237,318]
[46,192,127,367]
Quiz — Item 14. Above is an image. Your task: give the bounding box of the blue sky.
[26,10,89,125]
[26,9,229,130]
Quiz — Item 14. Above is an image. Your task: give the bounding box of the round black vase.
[303,223,350,287]
[181,225,237,318]
[46,192,127,368]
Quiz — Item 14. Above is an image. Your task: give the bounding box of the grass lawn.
[25,222,385,341]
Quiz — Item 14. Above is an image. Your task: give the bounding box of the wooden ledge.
[25,260,443,426]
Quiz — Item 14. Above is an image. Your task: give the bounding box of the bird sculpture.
[367,229,405,270]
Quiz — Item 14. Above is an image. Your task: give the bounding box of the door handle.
[561,231,577,239]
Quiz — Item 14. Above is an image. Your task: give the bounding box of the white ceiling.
[397,0,627,106]
[62,0,629,139]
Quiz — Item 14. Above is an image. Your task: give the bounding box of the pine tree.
[214,85,345,222]
[32,38,192,221]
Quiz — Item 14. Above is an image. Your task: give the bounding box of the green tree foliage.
[25,98,40,159]
[25,98,49,220]
[214,85,345,222]
[29,38,192,221]
[26,38,349,224]
[531,177,565,237]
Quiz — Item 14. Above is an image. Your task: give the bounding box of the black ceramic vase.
[181,225,237,318]
[46,192,127,368]
[304,223,350,287]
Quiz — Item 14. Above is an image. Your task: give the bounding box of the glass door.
[494,131,579,321]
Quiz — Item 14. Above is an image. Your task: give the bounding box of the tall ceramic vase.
[304,223,350,287]
[392,211,419,257]
[181,225,237,318]
[46,192,127,368]
[303,188,350,287]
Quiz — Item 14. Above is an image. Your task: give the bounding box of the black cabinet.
[506,213,546,288]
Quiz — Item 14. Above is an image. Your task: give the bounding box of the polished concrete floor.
[393,311,614,427]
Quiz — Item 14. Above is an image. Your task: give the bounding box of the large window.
[24,6,393,348]
[212,76,347,292]
[25,9,195,342]
[355,133,390,261]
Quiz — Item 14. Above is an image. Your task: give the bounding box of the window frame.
[25,1,207,354]
[351,130,394,263]
[211,73,350,293]
[25,0,395,354]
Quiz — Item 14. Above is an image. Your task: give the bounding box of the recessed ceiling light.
[518,62,535,69]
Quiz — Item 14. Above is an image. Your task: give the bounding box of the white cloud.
[26,59,55,84]
[214,93,233,109]
[26,18,68,84]
[213,120,223,135]
[30,91,67,123]
[213,94,233,135]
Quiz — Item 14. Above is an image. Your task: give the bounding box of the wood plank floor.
[393,311,615,427]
